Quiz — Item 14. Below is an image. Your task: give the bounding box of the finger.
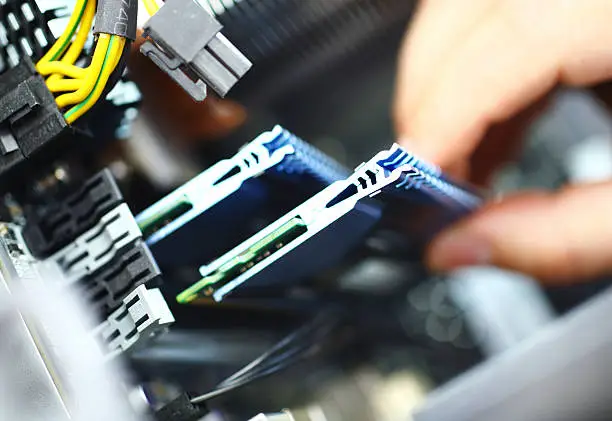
[395,0,498,122]
[395,0,612,168]
[426,182,612,284]
[444,160,470,181]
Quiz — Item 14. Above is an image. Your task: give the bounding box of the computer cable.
[189,312,339,404]
[142,0,160,16]
[35,0,135,123]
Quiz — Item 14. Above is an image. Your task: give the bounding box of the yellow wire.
[55,35,112,109]
[143,0,160,16]
[46,0,96,87]
[64,36,126,123]
[60,0,95,65]
[37,0,88,66]
[46,78,83,93]
[37,61,87,79]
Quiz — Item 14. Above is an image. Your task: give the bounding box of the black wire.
[190,312,340,404]
[217,314,330,388]
[221,315,339,388]
[190,342,317,403]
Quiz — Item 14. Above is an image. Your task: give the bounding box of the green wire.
[49,0,88,62]
[64,36,117,120]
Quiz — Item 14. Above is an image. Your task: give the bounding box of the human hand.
[394,0,612,283]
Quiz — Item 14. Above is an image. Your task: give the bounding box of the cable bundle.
[190,312,340,403]
[35,0,135,124]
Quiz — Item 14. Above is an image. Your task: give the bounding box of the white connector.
[44,204,141,283]
[94,285,174,357]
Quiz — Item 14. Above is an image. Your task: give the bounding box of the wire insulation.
[55,34,111,109]
[37,0,88,64]
[190,313,339,404]
[35,0,134,123]
[64,35,126,123]
[143,0,160,15]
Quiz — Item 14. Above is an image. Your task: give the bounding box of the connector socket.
[22,169,124,257]
[96,285,174,356]
[141,0,251,101]
[44,203,142,282]
[0,57,69,186]
[81,240,162,318]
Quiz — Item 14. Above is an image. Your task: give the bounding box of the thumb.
[427,182,612,284]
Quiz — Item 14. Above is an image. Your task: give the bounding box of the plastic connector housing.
[44,203,142,282]
[81,241,162,318]
[0,57,68,185]
[22,169,124,257]
[96,285,174,356]
[154,393,208,421]
[140,0,251,101]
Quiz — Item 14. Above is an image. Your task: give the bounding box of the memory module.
[136,126,350,268]
[179,144,481,302]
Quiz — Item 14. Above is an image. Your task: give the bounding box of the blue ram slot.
[376,146,481,210]
[136,126,349,269]
[265,128,351,185]
[184,143,482,302]
[376,145,443,177]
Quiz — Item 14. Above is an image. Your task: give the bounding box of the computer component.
[0,220,52,288]
[0,57,71,185]
[141,0,251,101]
[154,393,208,421]
[181,144,480,302]
[15,166,162,319]
[94,284,175,358]
[42,202,142,283]
[80,240,162,318]
[22,168,124,257]
[136,125,350,268]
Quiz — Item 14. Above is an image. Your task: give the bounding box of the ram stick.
[180,144,481,302]
[136,126,349,268]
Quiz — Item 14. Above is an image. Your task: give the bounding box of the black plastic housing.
[154,393,208,421]
[22,169,124,257]
[0,57,73,191]
[81,240,162,318]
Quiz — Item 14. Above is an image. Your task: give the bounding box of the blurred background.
[4,0,612,419]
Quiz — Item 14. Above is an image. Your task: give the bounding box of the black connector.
[154,393,208,421]
[141,0,251,101]
[80,241,162,318]
[22,169,124,257]
[0,57,68,182]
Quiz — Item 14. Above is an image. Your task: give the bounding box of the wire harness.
[34,0,136,123]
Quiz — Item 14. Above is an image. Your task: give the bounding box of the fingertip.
[426,228,493,272]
